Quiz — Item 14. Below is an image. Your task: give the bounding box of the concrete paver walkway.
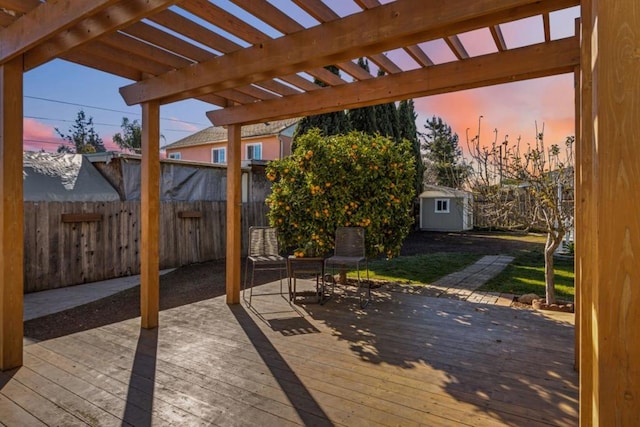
[385,254,515,306]
[24,269,174,321]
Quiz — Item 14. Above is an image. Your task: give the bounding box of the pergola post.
[226,124,242,304]
[581,0,640,423]
[578,2,595,422]
[0,57,24,370]
[140,101,160,328]
[573,65,580,373]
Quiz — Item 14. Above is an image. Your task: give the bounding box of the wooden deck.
[1,280,578,426]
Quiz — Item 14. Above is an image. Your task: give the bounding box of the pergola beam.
[22,0,179,71]
[120,0,579,105]
[0,0,120,64]
[208,36,579,126]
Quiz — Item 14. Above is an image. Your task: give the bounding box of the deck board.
[3,279,578,426]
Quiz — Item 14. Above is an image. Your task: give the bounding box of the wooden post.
[578,4,595,423]
[572,17,583,374]
[0,57,24,370]
[140,101,160,328]
[226,124,242,304]
[573,64,580,374]
[584,0,640,423]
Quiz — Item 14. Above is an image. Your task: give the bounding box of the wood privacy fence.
[23,201,269,293]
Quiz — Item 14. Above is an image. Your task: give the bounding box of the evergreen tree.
[398,99,424,197]
[347,59,378,134]
[374,69,401,141]
[293,65,351,143]
[56,110,106,154]
[112,117,142,153]
[422,116,469,188]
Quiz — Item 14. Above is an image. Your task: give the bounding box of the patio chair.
[324,226,371,308]
[243,226,287,306]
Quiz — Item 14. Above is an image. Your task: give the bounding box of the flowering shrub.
[266,130,415,258]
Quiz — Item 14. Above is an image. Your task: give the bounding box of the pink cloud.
[24,118,126,153]
[102,135,122,152]
[413,74,575,154]
[23,118,68,152]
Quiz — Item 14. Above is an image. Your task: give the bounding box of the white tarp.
[23,152,121,202]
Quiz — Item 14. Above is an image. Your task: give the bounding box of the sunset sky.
[21,2,580,157]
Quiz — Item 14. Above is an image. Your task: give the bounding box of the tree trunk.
[544,232,563,304]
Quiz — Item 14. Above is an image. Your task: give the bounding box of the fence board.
[24,201,268,292]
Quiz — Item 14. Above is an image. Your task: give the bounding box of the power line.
[24,115,200,133]
[25,115,121,128]
[24,95,210,127]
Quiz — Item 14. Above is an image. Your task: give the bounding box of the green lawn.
[347,252,481,285]
[340,232,574,300]
[477,251,575,300]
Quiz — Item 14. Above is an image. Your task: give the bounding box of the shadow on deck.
[2,279,577,426]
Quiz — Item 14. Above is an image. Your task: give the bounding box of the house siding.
[166,135,282,163]
[420,197,467,231]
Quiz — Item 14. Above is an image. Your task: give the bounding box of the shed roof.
[419,185,472,199]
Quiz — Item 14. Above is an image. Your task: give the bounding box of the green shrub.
[266,130,416,258]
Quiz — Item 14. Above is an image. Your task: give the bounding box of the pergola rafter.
[118,0,579,105]
[208,36,579,126]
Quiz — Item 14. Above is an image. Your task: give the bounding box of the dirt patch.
[24,231,543,342]
[399,231,543,256]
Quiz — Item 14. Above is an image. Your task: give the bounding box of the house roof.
[419,185,472,199]
[163,118,300,150]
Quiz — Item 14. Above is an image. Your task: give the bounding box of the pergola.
[0,0,637,424]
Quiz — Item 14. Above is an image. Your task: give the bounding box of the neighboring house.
[163,118,299,164]
[419,185,473,232]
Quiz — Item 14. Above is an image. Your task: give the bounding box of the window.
[212,147,226,164]
[168,152,181,160]
[246,143,262,160]
[435,198,450,213]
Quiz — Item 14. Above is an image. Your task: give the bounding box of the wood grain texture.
[22,201,267,293]
[141,101,161,328]
[208,36,579,126]
[591,0,640,423]
[0,0,120,63]
[0,57,23,370]
[22,0,180,71]
[2,282,579,425]
[121,0,579,105]
[226,124,242,304]
[577,4,595,423]
[61,213,103,223]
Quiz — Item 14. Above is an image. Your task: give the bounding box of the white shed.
[419,185,473,232]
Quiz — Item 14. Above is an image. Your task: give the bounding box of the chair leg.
[242,259,251,305]
[358,262,371,309]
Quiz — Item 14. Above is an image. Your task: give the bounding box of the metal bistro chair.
[324,227,371,308]
[243,226,287,306]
